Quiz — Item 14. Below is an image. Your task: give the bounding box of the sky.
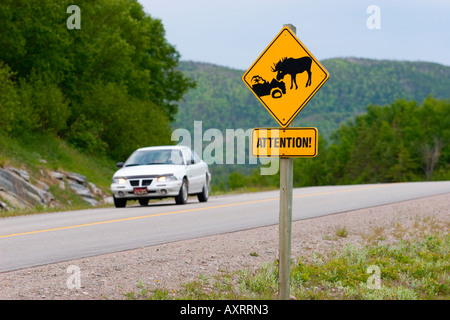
[139,0,450,70]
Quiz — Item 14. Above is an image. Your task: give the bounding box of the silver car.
[111,146,211,208]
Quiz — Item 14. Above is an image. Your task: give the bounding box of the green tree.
[0,0,194,159]
[228,171,246,190]
[416,96,450,180]
[17,73,69,134]
[0,63,19,133]
[325,97,449,184]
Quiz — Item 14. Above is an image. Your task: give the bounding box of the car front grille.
[130,179,153,187]
[142,179,152,186]
[130,180,140,187]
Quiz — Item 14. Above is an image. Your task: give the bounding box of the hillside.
[0,132,116,214]
[174,58,450,137]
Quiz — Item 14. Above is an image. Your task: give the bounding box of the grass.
[0,131,115,189]
[0,131,117,216]
[334,225,349,238]
[124,217,449,300]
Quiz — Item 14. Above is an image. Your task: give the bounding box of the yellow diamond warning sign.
[252,127,318,158]
[243,27,329,127]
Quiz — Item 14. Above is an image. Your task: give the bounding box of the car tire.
[113,196,127,208]
[197,180,209,203]
[138,198,149,206]
[175,178,188,205]
[271,88,283,99]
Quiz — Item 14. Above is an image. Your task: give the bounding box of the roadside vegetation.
[0,132,115,189]
[124,215,449,300]
[0,131,116,217]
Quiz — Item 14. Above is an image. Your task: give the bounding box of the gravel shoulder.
[1,193,449,300]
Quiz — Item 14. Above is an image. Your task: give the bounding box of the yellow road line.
[0,199,275,239]
[0,184,384,239]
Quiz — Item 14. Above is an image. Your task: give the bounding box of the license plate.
[133,187,148,195]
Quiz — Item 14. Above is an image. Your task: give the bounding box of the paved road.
[1,181,449,272]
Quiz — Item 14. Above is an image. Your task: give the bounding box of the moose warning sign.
[252,127,318,158]
[243,27,329,127]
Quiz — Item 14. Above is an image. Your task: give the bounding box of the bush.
[0,63,19,133]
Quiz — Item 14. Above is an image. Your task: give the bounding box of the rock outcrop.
[0,166,112,211]
[0,167,54,210]
[52,171,100,206]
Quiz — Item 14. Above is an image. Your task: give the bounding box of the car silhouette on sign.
[251,75,286,99]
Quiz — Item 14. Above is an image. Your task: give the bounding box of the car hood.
[113,165,185,178]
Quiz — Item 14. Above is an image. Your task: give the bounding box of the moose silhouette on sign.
[271,56,312,90]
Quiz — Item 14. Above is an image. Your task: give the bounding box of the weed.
[126,230,449,300]
[334,225,349,238]
[364,225,386,243]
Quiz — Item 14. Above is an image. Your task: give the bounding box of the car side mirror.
[116,162,124,168]
[189,159,195,165]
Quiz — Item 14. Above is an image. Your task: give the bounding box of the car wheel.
[175,178,188,204]
[138,198,149,206]
[197,180,209,203]
[113,196,127,208]
[271,88,283,99]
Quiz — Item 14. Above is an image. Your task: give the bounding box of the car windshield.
[124,149,184,167]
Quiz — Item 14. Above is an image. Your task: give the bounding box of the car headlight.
[157,175,177,182]
[113,177,127,184]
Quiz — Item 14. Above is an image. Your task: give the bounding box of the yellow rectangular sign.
[252,127,318,158]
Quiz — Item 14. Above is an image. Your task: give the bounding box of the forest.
[0,0,193,160]
[0,1,448,194]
